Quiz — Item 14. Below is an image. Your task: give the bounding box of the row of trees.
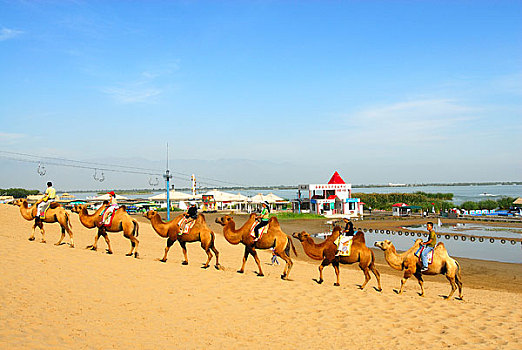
[0,188,40,198]
[353,192,455,211]
[353,192,517,211]
[460,197,516,211]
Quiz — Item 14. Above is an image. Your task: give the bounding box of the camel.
[215,214,297,280]
[292,228,381,290]
[71,204,139,258]
[374,239,463,299]
[143,210,220,269]
[14,198,74,247]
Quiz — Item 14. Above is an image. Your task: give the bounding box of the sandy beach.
[1,203,521,349]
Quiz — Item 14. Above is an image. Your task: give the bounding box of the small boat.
[479,193,497,197]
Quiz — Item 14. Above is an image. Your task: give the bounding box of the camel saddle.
[249,220,269,239]
[334,235,353,256]
[101,206,118,227]
[415,246,434,266]
[178,216,196,235]
[38,202,60,219]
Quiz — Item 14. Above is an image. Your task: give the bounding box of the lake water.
[362,229,522,264]
[232,184,521,204]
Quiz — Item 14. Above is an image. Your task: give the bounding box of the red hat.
[108,191,116,196]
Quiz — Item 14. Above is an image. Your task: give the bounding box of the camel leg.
[201,240,213,269]
[249,247,264,277]
[456,275,463,300]
[359,263,371,290]
[445,274,457,300]
[160,238,175,262]
[454,262,464,299]
[370,262,382,292]
[413,270,425,297]
[55,226,66,246]
[38,222,46,243]
[64,219,74,248]
[237,246,250,274]
[86,231,101,251]
[102,232,113,254]
[276,251,293,280]
[398,270,413,295]
[179,241,188,265]
[29,222,37,241]
[124,232,139,258]
[211,244,220,269]
[316,262,327,284]
[333,262,341,286]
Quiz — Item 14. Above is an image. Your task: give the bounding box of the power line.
[0,150,250,187]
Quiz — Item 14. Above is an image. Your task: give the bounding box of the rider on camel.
[36,181,56,218]
[99,191,118,227]
[418,221,437,271]
[253,201,270,240]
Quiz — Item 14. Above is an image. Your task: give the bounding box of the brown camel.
[374,239,463,299]
[71,204,139,258]
[14,199,74,247]
[292,228,381,290]
[143,210,220,269]
[215,214,297,280]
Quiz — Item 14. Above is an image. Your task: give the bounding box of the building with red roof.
[294,171,363,218]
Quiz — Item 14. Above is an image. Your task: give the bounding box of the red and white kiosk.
[294,172,364,218]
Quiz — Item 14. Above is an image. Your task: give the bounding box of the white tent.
[89,193,129,201]
[250,193,272,203]
[148,191,194,201]
[228,192,249,202]
[202,189,236,202]
[265,193,286,202]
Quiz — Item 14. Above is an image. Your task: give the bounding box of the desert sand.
[0,203,521,349]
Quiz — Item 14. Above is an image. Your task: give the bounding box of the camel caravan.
[12,191,464,299]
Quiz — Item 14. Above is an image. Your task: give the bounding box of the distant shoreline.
[62,181,522,193]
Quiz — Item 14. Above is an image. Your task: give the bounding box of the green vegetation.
[156,207,184,212]
[352,192,516,212]
[460,197,516,211]
[274,212,324,220]
[0,188,39,198]
[353,192,455,211]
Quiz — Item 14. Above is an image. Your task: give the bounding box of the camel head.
[13,198,27,207]
[70,204,85,214]
[374,240,393,251]
[292,231,311,241]
[215,215,233,226]
[143,210,157,220]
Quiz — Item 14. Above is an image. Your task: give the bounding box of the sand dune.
[0,204,520,349]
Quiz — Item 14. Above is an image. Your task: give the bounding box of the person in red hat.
[100,191,119,227]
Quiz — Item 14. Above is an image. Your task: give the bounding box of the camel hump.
[49,202,61,209]
[435,242,447,252]
[268,216,280,226]
[353,231,366,244]
[198,213,206,222]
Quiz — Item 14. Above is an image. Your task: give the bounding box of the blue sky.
[1,0,521,189]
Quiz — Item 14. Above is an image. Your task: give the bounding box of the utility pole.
[164,143,173,220]
[191,174,196,196]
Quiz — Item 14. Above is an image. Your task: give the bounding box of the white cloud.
[491,72,522,96]
[339,99,479,146]
[101,64,178,103]
[0,132,26,144]
[102,85,162,104]
[0,28,23,41]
